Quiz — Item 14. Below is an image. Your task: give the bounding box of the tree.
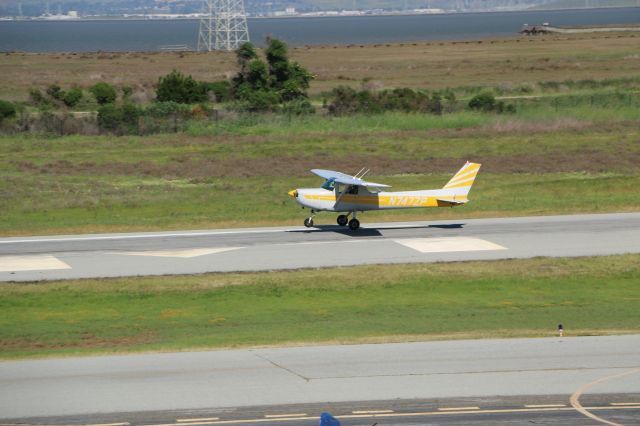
[236,42,258,73]
[280,62,313,102]
[156,70,206,104]
[265,38,290,88]
[231,38,314,110]
[90,82,117,105]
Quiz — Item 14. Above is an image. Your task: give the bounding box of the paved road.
[1,213,639,282]
[1,336,639,423]
[6,395,640,425]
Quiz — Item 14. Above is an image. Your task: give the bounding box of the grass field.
[1,32,639,101]
[1,33,639,360]
[1,254,639,359]
[1,117,639,234]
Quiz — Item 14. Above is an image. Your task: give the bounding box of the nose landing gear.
[348,218,360,230]
[304,210,317,228]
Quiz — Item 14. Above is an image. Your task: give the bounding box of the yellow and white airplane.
[288,162,481,230]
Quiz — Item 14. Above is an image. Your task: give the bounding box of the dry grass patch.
[2,33,640,101]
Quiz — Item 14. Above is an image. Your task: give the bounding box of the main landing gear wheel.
[348,218,360,231]
[304,217,314,228]
[337,215,348,226]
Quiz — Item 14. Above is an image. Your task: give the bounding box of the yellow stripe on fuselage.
[303,194,455,208]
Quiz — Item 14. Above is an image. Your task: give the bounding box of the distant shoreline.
[1,6,638,23]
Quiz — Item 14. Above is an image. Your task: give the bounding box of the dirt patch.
[13,146,640,179]
[0,332,157,351]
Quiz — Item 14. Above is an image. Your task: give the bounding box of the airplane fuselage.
[292,187,462,212]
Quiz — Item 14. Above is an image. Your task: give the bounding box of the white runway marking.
[395,237,507,253]
[0,255,71,272]
[437,406,480,411]
[117,247,242,258]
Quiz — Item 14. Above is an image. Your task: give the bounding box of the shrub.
[62,88,83,107]
[90,82,117,105]
[0,100,16,122]
[468,91,497,111]
[202,81,231,103]
[29,88,49,107]
[234,89,280,112]
[145,101,191,117]
[46,84,65,101]
[282,98,315,116]
[97,103,140,133]
[122,86,133,100]
[468,91,515,113]
[327,86,446,115]
[156,70,207,104]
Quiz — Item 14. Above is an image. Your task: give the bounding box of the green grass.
[1,255,639,359]
[1,114,639,234]
[1,172,639,234]
[185,111,491,136]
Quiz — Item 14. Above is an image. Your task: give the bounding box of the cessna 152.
[288,162,481,230]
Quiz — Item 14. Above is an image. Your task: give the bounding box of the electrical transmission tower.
[197,0,250,52]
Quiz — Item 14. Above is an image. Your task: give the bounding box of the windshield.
[322,177,336,190]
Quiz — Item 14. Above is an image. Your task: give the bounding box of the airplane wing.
[311,169,391,188]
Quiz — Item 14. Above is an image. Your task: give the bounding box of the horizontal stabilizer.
[436,197,469,205]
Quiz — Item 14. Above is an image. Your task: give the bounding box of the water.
[0,7,638,52]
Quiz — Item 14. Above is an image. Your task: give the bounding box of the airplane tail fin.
[442,162,482,197]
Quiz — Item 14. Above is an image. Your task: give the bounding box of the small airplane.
[288,162,481,230]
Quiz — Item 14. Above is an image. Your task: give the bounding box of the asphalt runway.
[1,212,639,282]
[1,336,639,424]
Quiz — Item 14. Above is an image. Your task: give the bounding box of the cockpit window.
[347,185,359,194]
[322,177,336,190]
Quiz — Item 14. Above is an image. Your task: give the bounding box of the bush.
[62,88,83,107]
[46,84,65,101]
[29,88,50,107]
[468,91,496,111]
[0,100,16,122]
[145,101,191,117]
[234,89,280,112]
[202,81,231,103]
[327,86,444,115]
[122,86,133,100]
[468,91,515,113]
[282,98,315,116]
[90,82,117,105]
[97,103,140,133]
[156,70,207,104]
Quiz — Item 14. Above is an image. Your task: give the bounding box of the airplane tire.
[337,215,348,226]
[304,217,314,228]
[348,218,360,231]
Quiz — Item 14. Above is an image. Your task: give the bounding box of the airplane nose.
[288,189,298,198]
